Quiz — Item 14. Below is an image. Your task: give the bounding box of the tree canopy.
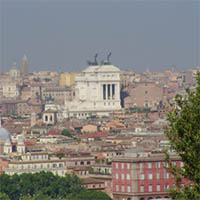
[65,190,112,200]
[0,172,111,200]
[165,72,200,199]
[61,129,73,137]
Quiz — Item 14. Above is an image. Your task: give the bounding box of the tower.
[22,54,28,76]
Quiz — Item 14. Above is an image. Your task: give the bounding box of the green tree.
[0,171,111,200]
[56,152,65,159]
[0,192,10,200]
[21,193,51,200]
[0,172,84,200]
[66,190,112,200]
[165,72,200,199]
[61,129,73,137]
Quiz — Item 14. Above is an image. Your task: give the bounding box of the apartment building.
[112,153,182,200]
[4,152,67,176]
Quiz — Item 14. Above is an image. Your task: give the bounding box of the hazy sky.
[0,0,199,73]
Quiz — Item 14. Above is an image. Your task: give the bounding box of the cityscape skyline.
[0,0,199,73]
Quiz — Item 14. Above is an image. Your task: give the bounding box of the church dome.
[0,128,11,141]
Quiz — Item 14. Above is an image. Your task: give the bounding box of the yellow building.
[59,73,75,87]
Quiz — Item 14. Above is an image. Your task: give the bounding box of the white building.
[2,82,19,98]
[63,63,121,118]
[9,67,21,79]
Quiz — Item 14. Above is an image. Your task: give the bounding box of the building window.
[127,163,130,169]
[116,184,119,192]
[156,162,161,168]
[164,172,169,179]
[147,163,152,169]
[148,185,152,192]
[164,184,169,190]
[148,173,153,180]
[156,173,160,180]
[140,174,144,180]
[116,173,119,180]
[116,163,119,169]
[156,184,160,191]
[122,185,125,192]
[80,161,84,165]
[121,163,124,169]
[59,163,63,168]
[164,162,169,167]
[53,164,57,168]
[127,185,131,192]
[121,174,125,180]
[127,174,130,180]
[140,185,144,192]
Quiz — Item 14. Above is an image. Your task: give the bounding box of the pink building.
[112,153,182,200]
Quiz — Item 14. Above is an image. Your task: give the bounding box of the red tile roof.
[79,132,110,139]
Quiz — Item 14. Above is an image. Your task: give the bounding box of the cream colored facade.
[2,82,19,98]
[63,64,121,118]
[42,110,57,125]
[9,68,21,79]
[4,152,66,176]
[59,73,75,87]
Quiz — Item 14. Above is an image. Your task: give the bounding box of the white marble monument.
[63,55,121,118]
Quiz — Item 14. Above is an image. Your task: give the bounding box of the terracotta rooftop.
[79,132,110,139]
